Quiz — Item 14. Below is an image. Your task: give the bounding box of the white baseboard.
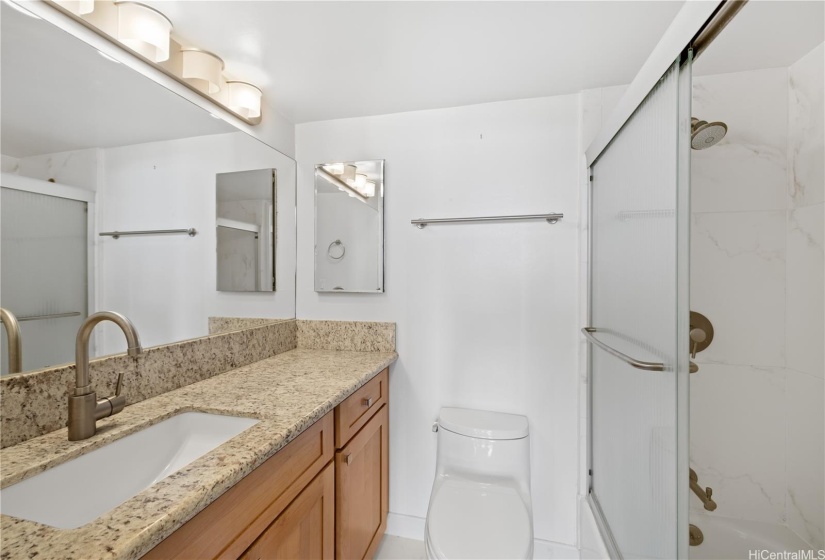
[386,512,427,541]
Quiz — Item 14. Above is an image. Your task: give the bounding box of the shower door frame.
[583,1,739,557]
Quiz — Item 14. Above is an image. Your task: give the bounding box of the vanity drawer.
[143,411,334,560]
[335,368,388,449]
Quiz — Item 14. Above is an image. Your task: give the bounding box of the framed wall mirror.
[314,160,384,293]
[216,169,277,292]
[0,2,296,376]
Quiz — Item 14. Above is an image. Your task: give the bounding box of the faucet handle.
[115,372,124,397]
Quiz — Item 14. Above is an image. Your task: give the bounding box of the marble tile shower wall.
[690,43,823,549]
[784,43,824,550]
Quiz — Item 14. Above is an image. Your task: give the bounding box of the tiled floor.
[375,535,428,559]
[374,535,581,559]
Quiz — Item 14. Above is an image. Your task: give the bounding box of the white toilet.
[425,407,533,559]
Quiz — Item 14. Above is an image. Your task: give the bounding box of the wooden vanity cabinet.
[335,403,389,560]
[144,412,335,560]
[142,367,389,560]
[240,462,335,560]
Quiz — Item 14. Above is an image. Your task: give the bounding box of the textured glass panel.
[590,58,687,559]
[1,188,88,374]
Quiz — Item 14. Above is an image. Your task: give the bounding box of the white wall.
[97,131,296,353]
[2,148,102,191]
[296,96,581,545]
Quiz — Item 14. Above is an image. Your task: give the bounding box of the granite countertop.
[0,348,397,560]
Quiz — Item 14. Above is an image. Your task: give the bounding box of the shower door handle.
[582,328,698,373]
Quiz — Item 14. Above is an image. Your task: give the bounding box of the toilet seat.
[426,476,532,560]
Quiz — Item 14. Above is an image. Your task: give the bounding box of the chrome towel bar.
[99,228,197,239]
[582,327,698,373]
[411,213,563,229]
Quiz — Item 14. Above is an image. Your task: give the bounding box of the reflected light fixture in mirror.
[55,0,94,15]
[316,166,368,203]
[226,81,263,119]
[181,48,224,94]
[115,1,172,63]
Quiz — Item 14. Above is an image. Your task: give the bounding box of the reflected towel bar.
[18,311,82,322]
[99,228,197,239]
[411,213,563,229]
[582,327,698,373]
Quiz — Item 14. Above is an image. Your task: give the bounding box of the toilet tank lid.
[438,408,529,440]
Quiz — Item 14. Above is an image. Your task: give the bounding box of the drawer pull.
[346,453,353,465]
[362,397,374,408]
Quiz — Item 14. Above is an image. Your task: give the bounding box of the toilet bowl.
[425,407,533,560]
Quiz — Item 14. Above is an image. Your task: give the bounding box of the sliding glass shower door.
[1,187,89,374]
[587,54,692,559]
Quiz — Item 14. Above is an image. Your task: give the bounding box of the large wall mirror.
[314,160,384,293]
[0,2,296,376]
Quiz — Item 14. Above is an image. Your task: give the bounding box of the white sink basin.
[0,412,259,529]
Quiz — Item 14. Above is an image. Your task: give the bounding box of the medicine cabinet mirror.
[314,160,384,293]
[216,169,277,292]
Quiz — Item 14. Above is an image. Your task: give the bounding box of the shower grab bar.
[411,213,563,229]
[18,311,82,322]
[582,327,698,373]
[99,228,197,239]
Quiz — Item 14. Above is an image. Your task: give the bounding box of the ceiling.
[143,1,688,124]
[0,2,233,158]
[694,1,824,76]
[2,0,822,151]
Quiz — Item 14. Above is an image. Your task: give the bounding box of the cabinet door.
[336,404,389,560]
[241,462,335,560]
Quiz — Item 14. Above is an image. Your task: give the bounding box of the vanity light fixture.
[55,0,94,15]
[115,2,173,63]
[226,81,263,119]
[363,181,376,198]
[353,174,368,189]
[181,48,224,94]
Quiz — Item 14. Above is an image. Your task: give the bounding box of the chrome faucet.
[0,307,22,374]
[690,468,717,511]
[68,311,143,441]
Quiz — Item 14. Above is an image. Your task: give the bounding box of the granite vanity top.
[0,348,397,560]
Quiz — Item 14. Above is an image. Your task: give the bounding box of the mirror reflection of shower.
[691,117,728,149]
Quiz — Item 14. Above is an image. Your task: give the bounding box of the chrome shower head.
[691,118,728,150]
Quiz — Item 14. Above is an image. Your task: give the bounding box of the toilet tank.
[435,408,531,498]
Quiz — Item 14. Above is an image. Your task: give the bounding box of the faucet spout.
[69,311,142,441]
[0,307,23,374]
[74,311,142,397]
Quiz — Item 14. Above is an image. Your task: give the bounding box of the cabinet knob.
[362,397,374,408]
[346,453,353,465]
